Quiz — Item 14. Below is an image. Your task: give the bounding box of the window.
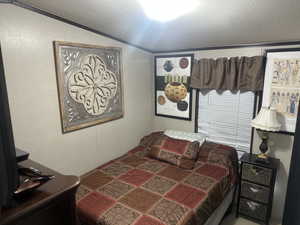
[197,90,255,153]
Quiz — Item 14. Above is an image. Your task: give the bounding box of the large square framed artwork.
[262,48,300,135]
[54,41,123,133]
[155,54,193,120]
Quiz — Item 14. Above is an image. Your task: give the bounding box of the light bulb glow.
[138,0,199,22]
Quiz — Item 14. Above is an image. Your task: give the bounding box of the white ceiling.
[16,0,300,52]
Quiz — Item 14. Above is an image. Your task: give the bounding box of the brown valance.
[191,56,265,91]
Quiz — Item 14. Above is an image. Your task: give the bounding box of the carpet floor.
[221,211,281,225]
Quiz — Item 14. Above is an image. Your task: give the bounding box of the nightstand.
[236,153,280,225]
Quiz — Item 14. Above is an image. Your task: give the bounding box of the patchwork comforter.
[76,142,238,225]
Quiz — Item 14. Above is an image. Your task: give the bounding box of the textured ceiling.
[15,0,300,52]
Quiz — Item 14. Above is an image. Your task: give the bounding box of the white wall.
[153,46,297,223]
[0,4,154,176]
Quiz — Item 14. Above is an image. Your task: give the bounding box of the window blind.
[197,90,255,152]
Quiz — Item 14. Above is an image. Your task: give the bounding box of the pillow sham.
[148,134,200,169]
[164,130,206,146]
[139,131,163,149]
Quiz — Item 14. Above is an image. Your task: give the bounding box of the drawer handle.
[249,187,259,193]
[247,201,259,211]
[250,166,263,175]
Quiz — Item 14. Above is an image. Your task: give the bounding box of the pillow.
[148,135,200,169]
[139,131,163,149]
[164,130,206,146]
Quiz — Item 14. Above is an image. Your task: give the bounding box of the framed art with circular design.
[54,41,124,133]
[154,54,194,120]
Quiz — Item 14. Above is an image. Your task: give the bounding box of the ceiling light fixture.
[138,0,199,22]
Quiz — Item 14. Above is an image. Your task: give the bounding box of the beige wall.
[0,3,295,223]
[153,47,297,222]
[0,4,154,176]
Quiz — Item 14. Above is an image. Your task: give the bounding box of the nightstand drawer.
[241,181,270,204]
[239,198,267,221]
[242,163,272,186]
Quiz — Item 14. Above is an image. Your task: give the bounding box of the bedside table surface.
[241,153,280,169]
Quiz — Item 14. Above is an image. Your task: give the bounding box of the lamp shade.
[251,107,281,132]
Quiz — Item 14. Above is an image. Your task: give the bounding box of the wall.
[0,4,154,176]
[0,3,295,223]
[153,46,297,223]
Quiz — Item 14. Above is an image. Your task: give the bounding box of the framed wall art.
[262,48,300,135]
[53,41,123,133]
[155,54,193,120]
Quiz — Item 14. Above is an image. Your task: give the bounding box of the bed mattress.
[76,141,238,225]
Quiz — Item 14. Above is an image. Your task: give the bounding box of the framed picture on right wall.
[262,48,300,135]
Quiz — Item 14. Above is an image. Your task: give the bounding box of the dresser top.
[0,160,80,225]
[241,153,280,169]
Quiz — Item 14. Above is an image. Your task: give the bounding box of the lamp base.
[256,132,270,164]
[255,153,270,164]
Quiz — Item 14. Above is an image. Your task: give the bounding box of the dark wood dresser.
[236,153,280,225]
[0,160,80,225]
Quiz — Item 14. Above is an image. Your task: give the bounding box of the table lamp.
[251,107,281,163]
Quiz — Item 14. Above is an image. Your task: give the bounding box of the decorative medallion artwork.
[54,41,123,133]
[262,48,300,134]
[163,60,174,72]
[179,57,189,69]
[155,54,193,120]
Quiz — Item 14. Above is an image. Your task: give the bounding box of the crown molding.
[152,41,300,54]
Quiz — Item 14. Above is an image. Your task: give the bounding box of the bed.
[76,132,238,225]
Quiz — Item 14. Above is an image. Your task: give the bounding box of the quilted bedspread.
[76,142,238,225]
